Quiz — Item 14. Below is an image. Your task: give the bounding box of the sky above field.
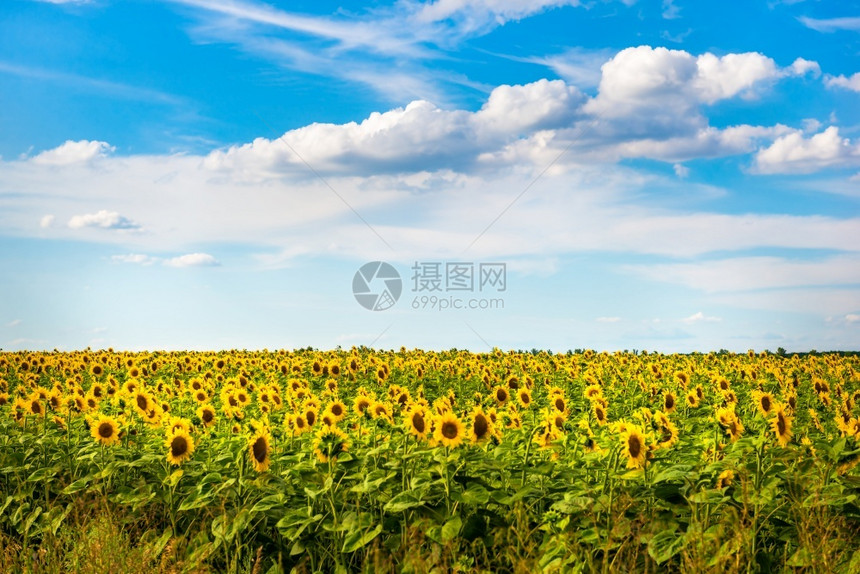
[1,0,859,353]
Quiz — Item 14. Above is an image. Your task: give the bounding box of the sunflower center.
[665,396,674,409]
[412,412,425,433]
[473,414,488,438]
[98,422,114,438]
[202,410,213,423]
[761,396,771,411]
[136,394,148,410]
[627,435,642,458]
[252,437,268,463]
[171,436,188,457]
[331,404,343,416]
[554,398,565,412]
[441,421,459,439]
[497,389,507,402]
[777,415,786,435]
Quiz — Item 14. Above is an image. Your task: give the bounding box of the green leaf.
[384,491,423,513]
[647,529,685,564]
[62,477,93,495]
[441,516,462,542]
[164,469,184,487]
[461,484,490,505]
[341,524,383,553]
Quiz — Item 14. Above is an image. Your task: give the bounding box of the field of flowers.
[1,348,859,573]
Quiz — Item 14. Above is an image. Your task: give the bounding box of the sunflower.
[584,384,603,401]
[405,405,429,439]
[717,469,734,489]
[288,413,309,435]
[722,412,744,442]
[493,385,511,406]
[754,391,775,417]
[197,404,216,428]
[353,395,373,417]
[132,390,152,417]
[663,391,677,414]
[434,411,465,448]
[371,401,392,423]
[91,415,121,446]
[248,429,272,472]
[516,389,532,409]
[27,396,44,416]
[469,408,493,444]
[551,395,567,414]
[326,400,347,423]
[656,418,679,450]
[166,429,195,466]
[622,428,647,469]
[685,391,699,408]
[303,406,319,428]
[593,403,608,426]
[313,426,350,463]
[771,404,793,447]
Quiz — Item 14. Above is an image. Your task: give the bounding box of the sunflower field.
[1,348,859,573]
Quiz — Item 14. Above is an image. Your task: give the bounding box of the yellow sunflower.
[197,404,216,428]
[622,428,647,469]
[468,408,493,444]
[434,411,465,448]
[166,429,195,466]
[405,405,429,440]
[91,414,121,446]
[313,426,350,463]
[248,429,272,473]
[771,404,793,447]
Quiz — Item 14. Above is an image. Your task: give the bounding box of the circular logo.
[352,261,402,311]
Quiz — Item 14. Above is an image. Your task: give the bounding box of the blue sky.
[1,0,859,353]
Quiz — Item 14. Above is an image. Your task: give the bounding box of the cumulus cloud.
[164,253,220,267]
[32,140,114,166]
[754,126,860,174]
[825,72,860,92]
[68,210,140,230]
[40,215,55,228]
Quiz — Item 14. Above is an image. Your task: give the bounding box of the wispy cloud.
[112,252,221,267]
[0,61,182,105]
[681,311,721,323]
[798,16,860,32]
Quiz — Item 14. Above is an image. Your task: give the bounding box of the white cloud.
[164,253,220,267]
[111,254,158,265]
[31,140,114,166]
[597,316,621,322]
[68,210,140,230]
[629,255,860,293]
[846,313,860,324]
[414,0,579,30]
[40,214,55,228]
[681,311,721,323]
[6,319,21,327]
[787,58,821,78]
[661,0,681,19]
[673,163,689,178]
[798,16,860,33]
[825,72,860,92]
[754,126,860,174]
